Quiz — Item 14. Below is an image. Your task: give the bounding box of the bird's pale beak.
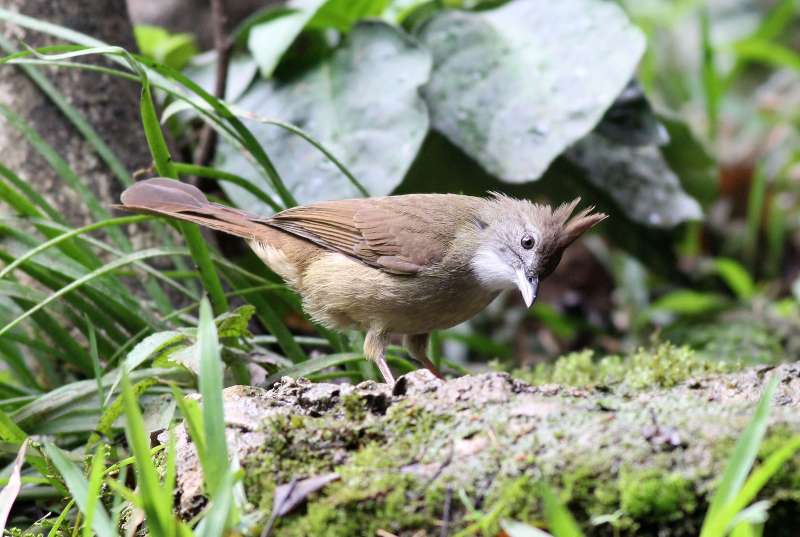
[514,268,538,308]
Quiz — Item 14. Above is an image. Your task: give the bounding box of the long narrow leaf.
[704,435,800,536]
[43,443,116,537]
[121,373,173,536]
[83,445,107,537]
[0,248,184,338]
[700,376,779,536]
[197,298,229,495]
[541,485,584,537]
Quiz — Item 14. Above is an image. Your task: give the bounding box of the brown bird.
[118,178,606,384]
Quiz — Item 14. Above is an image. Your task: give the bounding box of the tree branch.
[193,0,232,171]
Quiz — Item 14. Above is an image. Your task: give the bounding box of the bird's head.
[469,194,607,307]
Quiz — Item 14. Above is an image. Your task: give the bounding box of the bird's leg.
[403,333,445,380]
[364,330,394,385]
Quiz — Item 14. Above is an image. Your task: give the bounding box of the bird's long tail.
[116,178,275,240]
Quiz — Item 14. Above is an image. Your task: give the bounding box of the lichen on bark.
[168,353,800,536]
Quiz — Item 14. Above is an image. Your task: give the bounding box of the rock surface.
[170,363,800,536]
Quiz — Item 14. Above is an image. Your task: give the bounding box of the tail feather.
[116,178,273,240]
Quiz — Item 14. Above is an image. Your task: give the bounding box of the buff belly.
[296,252,499,334]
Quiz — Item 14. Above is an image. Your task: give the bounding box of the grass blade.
[43,443,116,537]
[197,298,229,496]
[46,499,75,537]
[83,445,107,537]
[704,435,800,536]
[0,247,184,339]
[540,485,584,537]
[196,470,236,537]
[86,316,105,402]
[140,77,229,315]
[121,372,173,536]
[700,376,779,537]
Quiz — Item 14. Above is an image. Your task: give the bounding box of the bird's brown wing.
[268,195,480,275]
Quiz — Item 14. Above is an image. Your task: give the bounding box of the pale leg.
[403,333,445,379]
[364,330,394,385]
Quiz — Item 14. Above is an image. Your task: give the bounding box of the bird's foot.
[416,355,446,380]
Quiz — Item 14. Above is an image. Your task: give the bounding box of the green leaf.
[217,21,430,211]
[83,445,107,537]
[171,385,207,466]
[195,470,236,537]
[650,290,728,316]
[217,305,256,339]
[710,436,800,536]
[247,1,326,78]
[700,9,722,140]
[46,499,74,537]
[121,373,173,536]
[700,376,779,537]
[541,485,584,537]
[43,443,116,537]
[134,25,198,70]
[733,38,800,72]
[0,408,26,444]
[86,317,105,404]
[13,368,187,428]
[137,52,229,315]
[197,298,229,496]
[90,378,158,443]
[711,258,755,300]
[123,331,189,374]
[417,0,644,181]
[309,0,393,31]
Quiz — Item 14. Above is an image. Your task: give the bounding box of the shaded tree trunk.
[0,0,149,228]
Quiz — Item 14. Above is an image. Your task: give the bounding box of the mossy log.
[170,360,800,536]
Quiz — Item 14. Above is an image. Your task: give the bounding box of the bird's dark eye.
[521,235,535,250]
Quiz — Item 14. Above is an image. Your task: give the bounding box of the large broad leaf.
[216,21,431,211]
[565,83,703,228]
[418,0,645,182]
[566,132,703,227]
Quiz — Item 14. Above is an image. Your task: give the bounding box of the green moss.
[562,464,620,517]
[516,343,736,389]
[341,392,367,421]
[275,410,447,536]
[618,470,696,521]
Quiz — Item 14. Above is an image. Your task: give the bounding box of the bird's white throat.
[470,247,517,291]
